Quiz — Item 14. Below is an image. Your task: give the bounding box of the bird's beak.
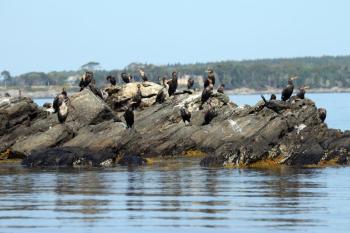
[291,76,298,80]
[304,86,310,89]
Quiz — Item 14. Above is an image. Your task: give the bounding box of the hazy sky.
[1,0,350,75]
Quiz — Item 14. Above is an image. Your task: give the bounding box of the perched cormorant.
[180,103,191,126]
[161,77,168,88]
[123,104,134,129]
[187,78,194,89]
[53,88,69,123]
[155,89,166,104]
[61,88,67,97]
[270,94,277,100]
[167,71,178,96]
[106,75,117,86]
[318,108,327,123]
[57,100,68,123]
[203,106,218,125]
[296,86,309,99]
[53,89,67,113]
[217,84,225,94]
[155,77,167,104]
[79,71,93,91]
[281,76,298,101]
[204,69,215,88]
[261,95,290,113]
[121,72,133,83]
[89,79,104,99]
[199,80,214,110]
[132,84,142,109]
[43,102,52,108]
[138,69,148,82]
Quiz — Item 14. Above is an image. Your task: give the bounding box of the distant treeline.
[2,55,350,90]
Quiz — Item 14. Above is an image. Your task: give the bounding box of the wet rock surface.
[22,147,115,167]
[117,154,147,166]
[2,82,350,167]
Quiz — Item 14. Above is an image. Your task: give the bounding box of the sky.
[1,0,350,75]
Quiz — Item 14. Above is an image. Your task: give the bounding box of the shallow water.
[1,161,350,233]
[2,93,348,233]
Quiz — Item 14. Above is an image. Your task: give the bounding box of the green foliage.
[3,55,350,89]
[80,61,100,71]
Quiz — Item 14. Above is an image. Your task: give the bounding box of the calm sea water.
[1,93,349,233]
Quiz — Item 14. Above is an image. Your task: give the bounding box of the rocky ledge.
[1,81,349,168]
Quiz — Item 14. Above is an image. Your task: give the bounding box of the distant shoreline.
[2,86,350,99]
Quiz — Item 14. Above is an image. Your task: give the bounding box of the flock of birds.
[51,68,327,129]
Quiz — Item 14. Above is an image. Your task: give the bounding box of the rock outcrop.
[1,82,350,168]
[1,90,117,157]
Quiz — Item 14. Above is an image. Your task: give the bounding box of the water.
[1,93,347,233]
[1,162,350,233]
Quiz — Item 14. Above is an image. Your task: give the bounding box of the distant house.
[66,75,81,85]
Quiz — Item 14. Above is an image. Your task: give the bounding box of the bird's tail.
[261,95,267,104]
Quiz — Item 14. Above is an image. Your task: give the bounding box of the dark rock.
[11,124,75,156]
[117,154,147,166]
[2,81,350,168]
[0,97,46,152]
[1,90,118,157]
[22,147,116,167]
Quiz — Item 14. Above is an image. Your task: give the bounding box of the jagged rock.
[11,124,75,156]
[117,154,147,166]
[22,147,116,167]
[63,120,125,151]
[0,97,46,152]
[1,90,118,156]
[105,82,164,109]
[0,97,41,136]
[1,81,350,168]
[202,98,350,167]
[65,89,117,129]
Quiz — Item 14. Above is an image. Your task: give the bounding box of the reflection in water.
[0,161,349,233]
[53,170,111,228]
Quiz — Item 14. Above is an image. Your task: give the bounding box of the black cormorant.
[199,80,213,110]
[106,75,117,86]
[203,106,218,125]
[281,76,298,101]
[217,84,225,94]
[43,102,52,108]
[204,69,215,88]
[296,86,309,99]
[138,69,148,82]
[89,79,103,99]
[318,108,327,123]
[79,71,93,91]
[155,77,167,104]
[187,78,194,89]
[53,89,70,123]
[180,103,191,126]
[155,89,166,104]
[132,84,142,109]
[61,87,67,97]
[270,94,277,100]
[121,72,133,83]
[123,104,134,129]
[167,71,178,96]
